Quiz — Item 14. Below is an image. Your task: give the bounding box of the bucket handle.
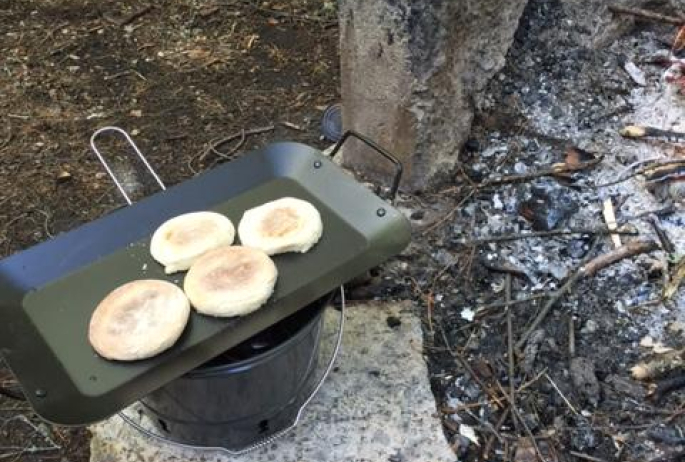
[118,285,346,455]
[90,126,166,205]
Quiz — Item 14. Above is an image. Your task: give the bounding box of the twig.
[482,157,603,187]
[545,373,580,415]
[595,159,685,189]
[426,258,460,333]
[584,239,659,277]
[569,315,576,357]
[103,70,132,81]
[516,239,658,349]
[570,451,609,462]
[480,260,529,281]
[648,216,675,255]
[653,374,685,402]
[602,197,622,248]
[505,275,518,433]
[424,189,475,233]
[475,293,549,315]
[35,210,53,238]
[494,381,547,462]
[482,406,511,460]
[103,5,153,27]
[199,125,275,163]
[208,129,246,160]
[439,326,504,408]
[618,204,678,224]
[0,121,11,151]
[608,5,684,25]
[459,227,637,245]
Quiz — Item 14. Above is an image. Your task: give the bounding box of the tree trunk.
[339,0,528,191]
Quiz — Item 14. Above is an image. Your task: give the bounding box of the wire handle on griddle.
[90,126,167,205]
[328,130,403,203]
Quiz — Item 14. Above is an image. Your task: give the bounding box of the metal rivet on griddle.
[313,160,322,169]
[35,389,47,398]
[376,208,386,217]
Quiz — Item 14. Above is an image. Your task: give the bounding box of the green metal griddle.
[0,129,411,426]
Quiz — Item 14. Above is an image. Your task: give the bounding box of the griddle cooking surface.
[0,142,410,425]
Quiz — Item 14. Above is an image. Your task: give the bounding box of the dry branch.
[459,227,637,245]
[482,156,602,187]
[608,5,684,25]
[516,239,659,350]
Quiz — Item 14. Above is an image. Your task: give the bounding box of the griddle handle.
[90,126,167,205]
[328,131,403,202]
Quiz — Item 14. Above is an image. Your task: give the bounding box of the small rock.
[410,210,425,220]
[386,316,401,329]
[570,420,598,451]
[518,183,578,231]
[668,321,685,335]
[522,329,546,374]
[624,61,646,86]
[604,374,646,400]
[514,437,537,462]
[580,319,598,335]
[570,357,600,407]
[452,435,472,459]
[56,170,72,183]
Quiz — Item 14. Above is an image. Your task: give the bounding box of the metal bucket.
[139,294,330,449]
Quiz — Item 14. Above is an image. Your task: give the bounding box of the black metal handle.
[329,131,403,202]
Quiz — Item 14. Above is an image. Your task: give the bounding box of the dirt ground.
[0,0,338,460]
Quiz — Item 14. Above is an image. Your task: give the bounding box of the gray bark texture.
[339,0,529,191]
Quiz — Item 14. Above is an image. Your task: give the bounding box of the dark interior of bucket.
[199,292,332,368]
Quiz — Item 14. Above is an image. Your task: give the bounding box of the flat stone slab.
[90,302,454,462]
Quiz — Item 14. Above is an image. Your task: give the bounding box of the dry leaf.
[459,424,480,446]
[564,146,596,168]
[514,438,537,462]
[198,5,219,17]
[185,48,211,60]
[663,256,685,301]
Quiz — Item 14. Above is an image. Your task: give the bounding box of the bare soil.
[0,0,338,460]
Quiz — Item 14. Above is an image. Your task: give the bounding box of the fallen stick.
[482,406,511,460]
[482,157,602,187]
[583,239,659,277]
[620,125,685,141]
[480,260,529,281]
[516,239,659,350]
[632,349,685,380]
[602,197,622,248]
[475,293,549,315]
[653,374,685,402]
[608,5,684,25]
[596,159,685,188]
[504,275,518,433]
[103,5,153,27]
[439,326,505,408]
[569,451,610,462]
[458,227,637,245]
